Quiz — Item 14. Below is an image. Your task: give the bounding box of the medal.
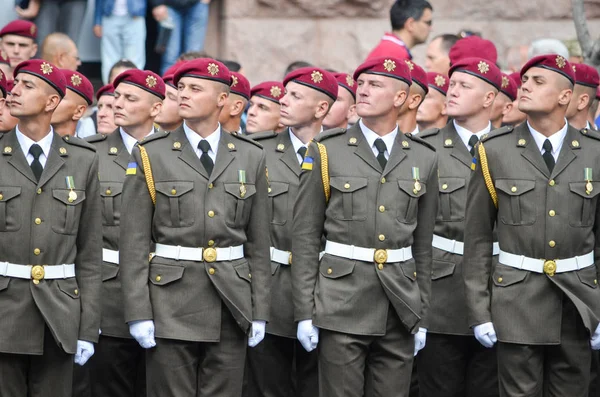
[585,168,593,195]
[238,170,247,198]
[66,176,77,202]
[412,167,421,194]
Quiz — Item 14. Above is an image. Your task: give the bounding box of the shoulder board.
[405,133,435,151]
[138,131,170,146]
[230,131,264,149]
[418,128,440,139]
[315,128,346,142]
[248,131,278,141]
[580,127,600,141]
[481,125,513,142]
[63,135,96,151]
[85,133,108,143]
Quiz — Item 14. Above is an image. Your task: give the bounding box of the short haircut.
[528,39,570,60]
[390,0,433,31]
[108,59,137,77]
[284,61,312,77]
[434,34,460,53]
[217,59,242,72]
[177,51,212,61]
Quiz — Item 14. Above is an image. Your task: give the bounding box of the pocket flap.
[234,261,252,282]
[149,263,185,285]
[0,186,21,202]
[493,264,528,287]
[155,181,194,198]
[320,257,355,279]
[52,189,86,205]
[101,262,119,282]
[224,183,257,199]
[495,179,535,196]
[330,177,368,193]
[268,181,289,197]
[570,182,600,199]
[57,279,80,299]
[270,260,280,275]
[100,182,123,197]
[431,260,456,280]
[439,177,466,194]
[401,261,417,281]
[398,179,427,198]
[577,266,598,288]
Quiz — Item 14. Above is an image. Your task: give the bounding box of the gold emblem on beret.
[556,56,566,69]
[502,76,509,89]
[405,60,414,71]
[59,147,67,155]
[349,137,357,144]
[30,25,36,35]
[231,75,238,87]
[277,143,285,151]
[40,62,53,75]
[173,141,181,149]
[435,75,446,87]
[311,70,323,84]
[109,147,118,154]
[228,142,235,150]
[3,146,12,154]
[383,59,396,72]
[346,74,354,87]
[270,86,282,98]
[146,75,157,88]
[70,74,82,87]
[478,61,490,74]
[207,63,219,76]
[518,139,526,146]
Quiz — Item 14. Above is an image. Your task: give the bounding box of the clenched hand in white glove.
[248,320,266,347]
[414,328,427,356]
[591,324,600,350]
[129,320,156,349]
[297,319,319,352]
[74,340,95,366]
[474,322,497,348]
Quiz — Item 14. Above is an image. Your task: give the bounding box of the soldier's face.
[279,82,326,128]
[246,96,281,133]
[113,83,158,128]
[155,84,182,127]
[51,89,85,125]
[0,35,37,68]
[446,72,493,118]
[490,92,512,124]
[416,88,446,123]
[425,37,450,75]
[177,77,228,122]
[0,92,19,132]
[10,74,59,117]
[323,85,355,130]
[355,74,407,119]
[519,67,573,115]
[96,94,117,134]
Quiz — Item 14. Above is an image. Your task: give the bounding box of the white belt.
[498,249,594,276]
[102,248,119,265]
[324,240,412,264]
[155,243,244,262]
[270,247,292,265]
[432,235,499,256]
[0,262,75,280]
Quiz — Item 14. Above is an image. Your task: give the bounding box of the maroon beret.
[0,69,6,98]
[61,69,93,105]
[0,20,37,39]
[572,63,600,88]
[162,61,185,88]
[284,67,338,101]
[0,50,9,66]
[508,72,522,89]
[113,69,166,100]
[230,72,251,100]
[427,72,448,96]
[499,73,518,101]
[520,54,575,85]
[173,58,231,86]
[449,57,502,90]
[250,81,284,104]
[405,60,428,94]
[353,57,412,87]
[333,72,357,99]
[14,60,66,97]
[449,36,497,65]
[96,84,115,101]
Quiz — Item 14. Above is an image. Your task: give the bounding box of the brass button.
[442,184,448,190]
[377,263,384,270]
[248,273,252,279]
[549,180,555,187]
[549,210,556,217]
[155,275,162,282]
[208,183,214,189]
[208,210,215,218]
[381,177,386,184]
[327,268,333,275]
[595,279,598,285]
[498,277,503,283]
[549,240,556,248]
[37,188,42,195]
[34,218,42,225]
[268,187,272,193]
[379,205,385,213]
[34,248,41,255]
[209,268,215,275]
[511,186,517,193]
[344,183,350,189]
[207,240,215,247]
[414,272,417,277]
[171,189,177,195]
[74,289,79,295]
[105,189,112,195]
[378,234,385,241]
[0,194,3,200]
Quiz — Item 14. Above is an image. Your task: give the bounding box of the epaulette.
[248,131,278,141]
[62,135,96,151]
[418,128,440,139]
[230,131,264,149]
[580,127,600,141]
[85,133,107,143]
[315,128,346,142]
[481,125,513,143]
[405,133,436,151]
[138,130,170,146]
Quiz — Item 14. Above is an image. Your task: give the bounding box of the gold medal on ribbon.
[412,167,421,193]
[585,168,593,195]
[66,176,77,202]
[239,170,247,198]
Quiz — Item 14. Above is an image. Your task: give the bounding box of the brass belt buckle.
[374,249,388,264]
[31,265,45,285]
[543,260,557,277]
[288,252,293,265]
[203,247,217,263]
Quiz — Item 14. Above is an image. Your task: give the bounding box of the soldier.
[119,58,270,397]
[156,62,184,133]
[417,72,448,131]
[490,73,518,129]
[502,72,527,127]
[51,70,93,137]
[96,84,118,134]
[245,66,338,397]
[418,57,502,397]
[566,63,600,131]
[0,20,38,80]
[219,71,251,135]
[246,81,285,134]
[292,56,438,397]
[0,59,101,396]
[464,54,600,397]
[323,72,357,130]
[398,60,428,135]
[0,80,18,133]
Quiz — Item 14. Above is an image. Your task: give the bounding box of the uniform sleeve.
[76,152,103,342]
[119,147,155,323]
[463,145,498,327]
[291,142,327,322]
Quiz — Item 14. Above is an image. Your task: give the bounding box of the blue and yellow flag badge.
[471,157,477,171]
[302,156,314,171]
[126,162,137,175]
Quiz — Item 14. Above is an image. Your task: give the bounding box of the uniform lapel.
[551,125,578,179]
[279,129,301,177]
[382,132,407,178]
[447,123,473,168]
[110,131,130,171]
[4,129,37,184]
[37,132,66,188]
[175,126,209,179]
[209,130,235,183]
[517,123,550,178]
[352,124,383,174]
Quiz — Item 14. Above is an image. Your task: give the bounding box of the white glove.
[129,320,156,349]
[591,324,600,350]
[414,328,427,356]
[74,340,95,366]
[297,319,319,352]
[248,320,266,347]
[474,322,497,348]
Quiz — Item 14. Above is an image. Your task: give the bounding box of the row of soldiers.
[2,18,600,397]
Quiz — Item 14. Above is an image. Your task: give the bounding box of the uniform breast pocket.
[100,182,123,226]
[52,189,86,235]
[155,181,195,228]
[569,182,600,227]
[268,182,289,225]
[0,186,22,232]
[438,177,466,222]
[397,179,427,224]
[224,183,257,228]
[495,179,536,226]
[328,177,368,221]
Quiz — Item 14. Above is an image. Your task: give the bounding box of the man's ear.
[72,104,87,121]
